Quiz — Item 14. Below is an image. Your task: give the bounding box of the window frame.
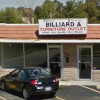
[9,69,20,78]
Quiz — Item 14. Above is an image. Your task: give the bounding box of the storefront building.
[0,19,100,82]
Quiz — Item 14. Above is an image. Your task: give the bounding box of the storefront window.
[49,48,61,77]
[3,43,47,68]
[3,43,23,68]
[25,44,47,68]
[93,44,100,70]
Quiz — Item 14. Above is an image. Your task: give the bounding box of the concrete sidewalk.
[59,80,100,89]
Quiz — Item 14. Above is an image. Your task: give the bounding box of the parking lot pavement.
[57,86,100,100]
[85,86,100,92]
[0,89,24,100]
[0,88,57,100]
[0,86,100,100]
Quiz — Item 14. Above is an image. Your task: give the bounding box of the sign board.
[39,18,88,35]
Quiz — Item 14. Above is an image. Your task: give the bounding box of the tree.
[34,7,44,23]
[86,0,100,23]
[0,8,23,23]
[34,0,64,23]
[42,0,55,18]
[2,0,99,24]
[53,0,63,18]
[63,0,100,23]
[63,0,76,18]
[34,0,55,23]
[15,0,34,23]
[0,11,6,23]
[17,7,34,23]
[67,1,88,18]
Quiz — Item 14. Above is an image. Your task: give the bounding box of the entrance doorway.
[48,45,62,78]
[78,46,92,79]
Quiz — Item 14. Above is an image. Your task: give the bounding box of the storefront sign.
[39,18,88,35]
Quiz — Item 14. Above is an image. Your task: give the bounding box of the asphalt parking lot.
[0,86,100,100]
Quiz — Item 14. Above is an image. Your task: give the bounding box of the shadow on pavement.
[0,88,55,100]
[30,95,55,100]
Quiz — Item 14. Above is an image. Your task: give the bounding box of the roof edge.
[0,23,100,26]
[0,39,100,43]
[0,24,39,26]
[88,24,100,25]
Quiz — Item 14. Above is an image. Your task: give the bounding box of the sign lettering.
[39,19,87,35]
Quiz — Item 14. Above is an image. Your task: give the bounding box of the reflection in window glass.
[10,70,19,77]
[3,43,23,68]
[79,48,91,62]
[49,48,60,62]
[18,70,26,77]
[25,44,47,68]
[49,48,61,77]
[3,43,47,68]
[26,68,50,77]
[93,44,100,70]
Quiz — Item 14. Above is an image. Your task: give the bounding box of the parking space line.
[0,96,6,100]
[56,96,65,100]
[80,85,100,94]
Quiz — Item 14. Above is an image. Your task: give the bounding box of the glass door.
[48,46,62,78]
[78,46,92,79]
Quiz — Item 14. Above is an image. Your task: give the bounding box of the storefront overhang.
[0,39,100,43]
[0,24,100,42]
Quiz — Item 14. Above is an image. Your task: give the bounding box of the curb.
[59,81,71,86]
[59,81,100,87]
[96,85,100,89]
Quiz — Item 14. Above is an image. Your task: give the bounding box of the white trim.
[88,24,100,25]
[0,24,39,26]
[77,45,93,80]
[23,43,25,67]
[0,39,100,43]
[36,40,100,43]
[77,45,79,80]
[61,44,64,79]
[78,45,93,48]
[91,45,93,80]
[47,44,49,70]
[2,43,4,68]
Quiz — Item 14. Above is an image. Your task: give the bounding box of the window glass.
[26,68,51,77]
[18,70,26,77]
[49,48,61,77]
[25,44,47,68]
[3,43,23,68]
[93,44,100,70]
[49,48,60,62]
[79,48,91,62]
[3,43,47,68]
[10,70,19,77]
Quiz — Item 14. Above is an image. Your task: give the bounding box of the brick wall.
[93,70,100,81]
[62,44,100,82]
[62,44,78,80]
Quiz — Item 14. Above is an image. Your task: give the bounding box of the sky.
[0,0,85,10]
